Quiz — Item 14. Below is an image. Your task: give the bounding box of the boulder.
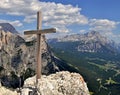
[21,71,90,95]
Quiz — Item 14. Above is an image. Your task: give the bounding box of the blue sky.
[42,0,120,20]
[0,0,120,43]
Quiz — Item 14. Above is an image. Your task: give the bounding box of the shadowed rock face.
[21,71,90,95]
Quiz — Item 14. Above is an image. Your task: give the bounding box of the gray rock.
[21,71,90,95]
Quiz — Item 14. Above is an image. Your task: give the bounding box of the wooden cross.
[24,11,56,83]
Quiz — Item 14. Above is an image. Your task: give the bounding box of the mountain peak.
[52,31,104,42]
[0,23,18,34]
[87,31,99,35]
[85,31,101,38]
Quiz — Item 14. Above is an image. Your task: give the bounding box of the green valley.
[51,47,120,95]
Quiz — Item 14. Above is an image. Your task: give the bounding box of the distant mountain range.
[48,31,120,54]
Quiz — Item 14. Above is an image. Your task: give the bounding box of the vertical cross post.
[36,11,42,82]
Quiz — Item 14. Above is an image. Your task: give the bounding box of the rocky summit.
[0,71,90,95]
[21,71,90,95]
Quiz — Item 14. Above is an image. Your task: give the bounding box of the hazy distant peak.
[87,31,99,35]
[0,23,18,34]
[52,31,105,42]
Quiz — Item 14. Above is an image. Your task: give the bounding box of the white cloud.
[41,3,88,26]
[0,0,41,15]
[104,32,120,43]
[0,19,23,27]
[55,26,69,33]
[89,19,120,43]
[89,19,119,32]
[10,20,23,27]
[24,15,36,23]
[105,32,120,38]
[40,2,88,33]
[79,30,86,33]
[0,0,88,33]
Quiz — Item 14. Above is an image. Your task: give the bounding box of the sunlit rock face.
[0,84,17,95]
[21,71,90,95]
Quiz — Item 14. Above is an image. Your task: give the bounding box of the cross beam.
[24,11,56,83]
[24,28,56,35]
